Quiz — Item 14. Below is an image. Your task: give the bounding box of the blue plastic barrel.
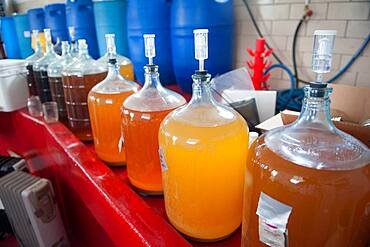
[93,0,128,57]
[127,0,174,85]
[66,0,99,58]
[13,14,33,58]
[1,16,21,58]
[27,8,45,31]
[45,3,69,43]
[171,0,234,92]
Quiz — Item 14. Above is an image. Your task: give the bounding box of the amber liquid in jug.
[98,34,134,81]
[33,28,60,103]
[48,41,74,123]
[121,34,186,194]
[25,30,44,96]
[62,39,107,141]
[88,41,139,165]
[241,31,370,247]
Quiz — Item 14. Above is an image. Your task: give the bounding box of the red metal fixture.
[0,86,241,246]
[246,38,272,90]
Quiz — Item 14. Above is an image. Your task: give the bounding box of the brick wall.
[234,0,370,89]
[14,0,370,88]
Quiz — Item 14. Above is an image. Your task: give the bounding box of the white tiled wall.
[15,0,370,88]
[234,0,370,89]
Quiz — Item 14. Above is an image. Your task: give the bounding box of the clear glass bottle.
[241,31,370,247]
[62,39,107,141]
[98,34,134,81]
[33,29,61,102]
[158,29,249,241]
[122,34,186,194]
[88,53,139,166]
[48,41,73,124]
[25,30,44,97]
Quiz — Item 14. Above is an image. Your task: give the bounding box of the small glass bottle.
[62,39,107,141]
[88,42,139,166]
[158,29,249,241]
[122,34,186,195]
[241,31,370,246]
[33,29,61,102]
[48,41,73,124]
[98,34,134,81]
[25,30,44,97]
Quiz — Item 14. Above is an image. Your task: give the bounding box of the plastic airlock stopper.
[143,34,156,65]
[312,30,336,83]
[193,29,209,72]
[44,28,52,42]
[78,39,87,50]
[68,26,76,41]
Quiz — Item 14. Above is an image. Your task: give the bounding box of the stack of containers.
[93,0,129,57]
[126,0,174,84]
[66,0,100,58]
[44,3,69,43]
[13,14,33,59]
[171,0,234,92]
[1,16,21,58]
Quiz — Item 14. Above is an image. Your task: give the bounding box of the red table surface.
[0,90,241,247]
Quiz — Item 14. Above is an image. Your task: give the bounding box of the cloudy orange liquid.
[122,108,175,194]
[88,91,134,165]
[119,64,134,81]
[242,136,370,246]
[159,110,249,241]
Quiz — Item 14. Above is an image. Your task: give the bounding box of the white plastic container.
[0,59,29,112]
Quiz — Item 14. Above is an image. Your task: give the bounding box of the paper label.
[158,147,168,171]
[256,192,292,247]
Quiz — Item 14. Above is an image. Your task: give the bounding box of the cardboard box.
[256,84,370,148]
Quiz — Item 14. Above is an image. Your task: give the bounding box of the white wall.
[234,0,370,89]
[14,0,370,88]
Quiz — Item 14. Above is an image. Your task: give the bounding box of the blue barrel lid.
[66,0,93,5]
[27,7,45,31]
[45,3,66,11]
[171,0,234,27]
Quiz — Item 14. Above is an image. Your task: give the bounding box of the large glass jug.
[33,29,61,102]
[48,41,74,124]
[158,29,249,241]
[62,39,107,141]
[88,55,139,166]
[25,30,44,97]
[241,30,370,247]
[98,34,134,81]
[122,34,186,195]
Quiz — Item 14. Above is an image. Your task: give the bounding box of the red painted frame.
[0,109,241,247]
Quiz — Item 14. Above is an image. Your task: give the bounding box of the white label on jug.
[256,192,292,247]
[158,147,168,171]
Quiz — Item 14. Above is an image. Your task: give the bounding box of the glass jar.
[158,71,249,241]
[88,58,139,166]
[241,85,370,246]
[48,41,74,124]
[98,34,134,81]
[122,64,186,194]
[25,30,44,97]
[62,39,107,141]
[33,29,61,102]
